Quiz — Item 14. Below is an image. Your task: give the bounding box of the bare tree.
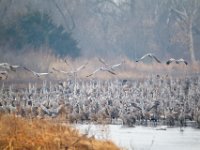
[50,0,75,32]
[168,0,200,63]
[0,0,13,20]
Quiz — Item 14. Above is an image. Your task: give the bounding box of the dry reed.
[1,49,199,81]
[0,114,120,150]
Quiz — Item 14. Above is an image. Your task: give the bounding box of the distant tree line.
[0,11,80,58]
[0,0,200,62]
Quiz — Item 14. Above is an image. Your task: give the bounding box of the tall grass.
[0,49,199,81]
[0,114,120,150]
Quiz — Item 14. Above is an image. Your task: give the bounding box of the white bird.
[97,57,109,66]
[40,104,51,115]
[166,58,188,65]
[86,67,116,77]
[98,57,125,70]
[75,62,88,73]
[53,62,88,75]
[0,70,8,76]
[39,103,65,117]
[0,63,23,71]
[180,128,184,132]
[24,67,52,77]
[136,53,161,63]
[52,67,70,75]
[110,60,125,70]
[156,126,167,130]
[0,71,8,80]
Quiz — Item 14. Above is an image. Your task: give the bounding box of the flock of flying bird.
[0,53,188,80]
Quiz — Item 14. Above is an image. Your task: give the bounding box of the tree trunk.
[188,21,196,64]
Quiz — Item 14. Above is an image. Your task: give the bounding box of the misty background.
[0,0,200,64]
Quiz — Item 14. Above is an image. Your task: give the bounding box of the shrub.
[0,12,80,57]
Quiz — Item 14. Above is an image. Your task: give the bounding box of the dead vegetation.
[1,49,199,81]
[0,114,120,150]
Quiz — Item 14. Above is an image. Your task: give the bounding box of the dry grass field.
[0,114,120,150]
[1,50,199,82]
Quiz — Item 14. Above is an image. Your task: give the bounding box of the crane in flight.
[0,71,8,80]
[0,63,24,72]
[110,60,125,70]
[136,53,161,63]
[97,57,109,66]
[97,57,125,70]
[52,67,71,75]
[86,58,125,77]
[23,67,53,77]
[53,61,88,96]
[86,67,117,77]
[166,58,188,65]
[52,62,88,75]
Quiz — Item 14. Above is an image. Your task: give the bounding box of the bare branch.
[171,7,187,21]
[51,0,75,32]
[0,0,13,19]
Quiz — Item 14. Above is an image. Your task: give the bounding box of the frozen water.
[74,124,200,150]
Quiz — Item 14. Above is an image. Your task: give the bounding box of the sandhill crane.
[73,62,88,73]
[53,62,88,96]
[86,67,117,77]
[97,57,109,66]
[166,58,188,65]
[0,63,23,71]
[39,104,51,116]
[24,67,53,77]
[97,57,125,70]
[53,62,88,75]
[52,67,71,75]
[136,53,161,63]
[0,71,8,80]
[0,71,8,76]
[110,60,125,70]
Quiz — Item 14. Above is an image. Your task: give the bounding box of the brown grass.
[39,55,200,80]
[1,49,199,81]
[0,114,120,150]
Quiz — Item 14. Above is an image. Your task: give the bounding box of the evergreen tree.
[0,12,80,57]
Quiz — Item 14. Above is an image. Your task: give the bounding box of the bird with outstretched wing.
[166,58,188,65]
[136,53,161,63]
[97,57,109,66]
[86,67,116,77]
[24,67,52,77]
[0,71,8,80]
[0,63,24,72]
